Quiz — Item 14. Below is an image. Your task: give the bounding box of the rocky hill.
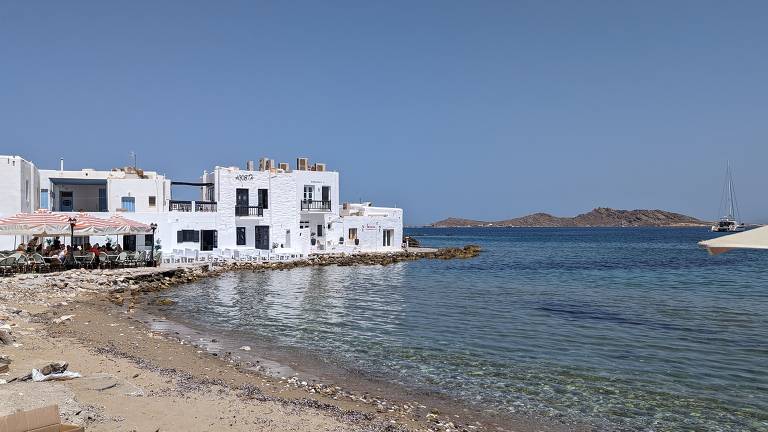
[430,208,709,228]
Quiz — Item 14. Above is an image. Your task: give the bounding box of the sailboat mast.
[727,163,734,219]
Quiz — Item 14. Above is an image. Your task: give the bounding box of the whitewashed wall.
[215,167,302,250]
[291,170,340,217]
[108,178,169,213]
[0,156,39,250]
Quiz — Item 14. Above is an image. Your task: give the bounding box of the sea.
[152,227,768,431]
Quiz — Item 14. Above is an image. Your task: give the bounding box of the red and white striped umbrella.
[0,210,72,236]
[0,210,153,236]
[73,213,129,235]
[108,215,153,234]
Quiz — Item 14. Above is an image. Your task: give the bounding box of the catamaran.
[711,163,745,232]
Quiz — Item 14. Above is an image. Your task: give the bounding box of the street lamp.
[68,217,77,248]
[150,223,158,267]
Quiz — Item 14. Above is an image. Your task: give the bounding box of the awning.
[0,210,71,236]
[0,210,153,236]
[108,215,153,234]
[698,226,768,255]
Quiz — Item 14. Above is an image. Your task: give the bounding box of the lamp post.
[150,223,158,267]
[68,217,77,248]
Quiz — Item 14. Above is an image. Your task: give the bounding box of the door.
[258,189,268,209]
[383,229,393,247]
[254,226,270,250]
[60,191,73,211]
[236,189,249,206]
[123,235,137,251]
[201,230,218,251]
[322,186,330,202]
[98,188,107,212]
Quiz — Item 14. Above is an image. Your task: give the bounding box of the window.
[148,196,156,207]
[258,189,268,209]
[177,230,200,243]
[348,228,358,241]
[316,224,324,237]
[121,197,135,212]
[383,229,394,247]
[98,188,107,212]
[206,186,215,202]
[39,189,49,210]
[236,227,246,245]
[123,235,136,251]
[25,180,29,203]
[145,234,154,247]
[300,220,310,229]
[303,185,314,201]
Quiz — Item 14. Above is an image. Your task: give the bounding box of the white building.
[0,155,403,256]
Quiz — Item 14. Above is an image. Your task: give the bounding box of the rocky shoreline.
[0,246,525,432]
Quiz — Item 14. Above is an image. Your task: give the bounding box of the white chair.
[184,248,198,263]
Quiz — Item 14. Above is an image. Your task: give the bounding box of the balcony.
[195,201,217,212]
[301,199,332,212]
[169,200,192,212]
[235,205,264,217]
[169,200,217,212]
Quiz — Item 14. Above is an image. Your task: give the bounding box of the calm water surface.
[164,228,768,431]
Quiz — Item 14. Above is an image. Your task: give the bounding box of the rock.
[239,346,251,351]
[0,329,13,345]
[151,298,176,306]
[53,315,74,324]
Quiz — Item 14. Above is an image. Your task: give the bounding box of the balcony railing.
[235,205,264,217]
[301,199,332,211]
[195,201,217,212]
[170,200,217,213]
[169,200,192,212]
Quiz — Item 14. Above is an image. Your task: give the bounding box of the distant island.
[430,207,710,228]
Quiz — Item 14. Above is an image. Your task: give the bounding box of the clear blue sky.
[2,1,767,225]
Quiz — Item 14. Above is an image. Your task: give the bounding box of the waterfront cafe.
[0,210,157,274]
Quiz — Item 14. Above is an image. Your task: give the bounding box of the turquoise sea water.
[164,228,768,431]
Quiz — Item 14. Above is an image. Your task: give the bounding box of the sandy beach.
[0,249,546,432]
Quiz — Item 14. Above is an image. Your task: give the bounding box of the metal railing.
[235,205,264,216]
[169,200,217,212]
[301,199,332,211]
[195,201,217,212]
[169,200,192,212]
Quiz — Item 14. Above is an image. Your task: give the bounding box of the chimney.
[60,158,64,171]
[246,160,255,171]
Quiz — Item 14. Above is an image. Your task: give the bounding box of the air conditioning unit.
[314,163,326,172]
[278,162,290,171]
[296,157,309,171]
